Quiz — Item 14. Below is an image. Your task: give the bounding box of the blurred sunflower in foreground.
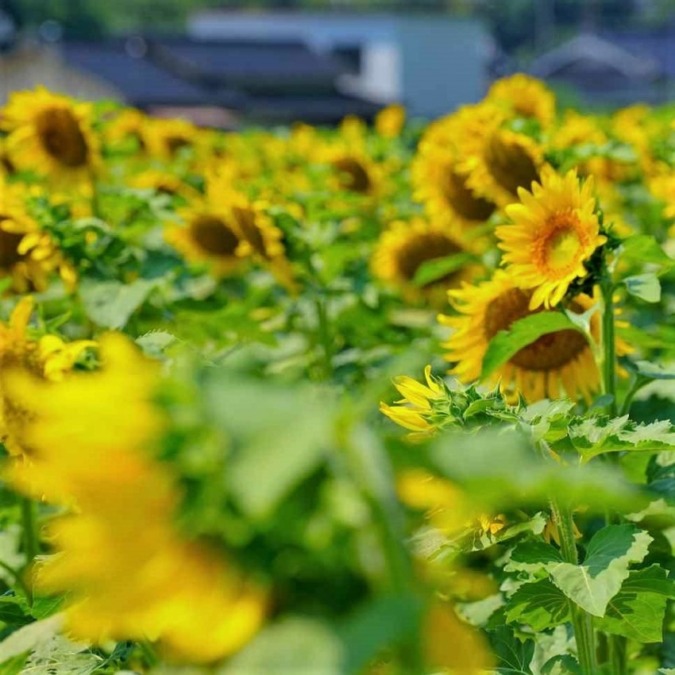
[5,334,266,663]
[1,88,100,188]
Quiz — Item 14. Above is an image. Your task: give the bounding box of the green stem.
[619,375,649,417]
[551,501,598,675]
[20,497,39,565]
[608,634,627,675]
[600,278,617,417]
[314,296,333,380]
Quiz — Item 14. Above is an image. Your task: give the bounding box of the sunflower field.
[0,76,673,675]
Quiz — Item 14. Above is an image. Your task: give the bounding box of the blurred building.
[188,10,492,118]
[530,32,664,106]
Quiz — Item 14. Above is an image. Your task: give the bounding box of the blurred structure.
[188,10,491,118]
[530,32,664,105]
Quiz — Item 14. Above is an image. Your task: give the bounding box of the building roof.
[150,38,346,93]
[601,26,675,78]
[59,37,380,125]
[62,40,243,108]
[530,33,660,81]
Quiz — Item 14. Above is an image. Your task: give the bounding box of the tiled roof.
[62,40,243,108]
[150,38,346,92]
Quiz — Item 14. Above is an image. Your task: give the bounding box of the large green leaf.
[489,626,535,675]
[624,273,661,303]
[566,415,675,461]
[79,278,156,329]
[594,565,675,643]
[506,580,571,631]
[220,617,344,675]
[481,312,586,380]
[618,235,674,270]
[205,376,336,520]
[549,525,652,617]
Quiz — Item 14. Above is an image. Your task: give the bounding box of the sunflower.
[0,181,76,292]
[0,297,93,457]
[166,204,244,277]
[496,168,605,309]
[412,107,498,230]
[439,270,604,402]
[375,104,406,139]
[372,217,482,306]
[142,117,201,161]
[1,88,100,186]
[461,125,546,208]
[130,169,201,202]
[5,334,266,662]
[486,74,556,128]
[104,107,148,150]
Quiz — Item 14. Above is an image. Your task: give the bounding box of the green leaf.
[506,580,571,631]
[135,331,178,358]
[549,525,652,617]
[566,415,675,461]
[0,616,61,664]
[624,273,661,303]
[489,626,535,674]
[339,595,422,674]
[206,377,336,520]
[541,655,581,675]
[505,542,564,575]
[413,252,476,287]
[221,617,343,675]
[80,278,156,329]
[481,312,586,379]
[0,653,29,675]
[618,235,674,269]
[630,360,675,381]
[595,566,675,642]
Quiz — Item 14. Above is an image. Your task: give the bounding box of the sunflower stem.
[600,277,617,417]
[314,296,333,380]
[20,496,39,604]
[551,500,598,675]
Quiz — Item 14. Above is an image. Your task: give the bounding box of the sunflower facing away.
[372,217,481,306]
[496,167,606,309]
[1,88,99,186]
[439,270,606,402]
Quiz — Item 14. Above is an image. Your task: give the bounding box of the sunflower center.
[190,215,239,257]
[0,219,25,268]
[485,132,539,196]
[397,233,462,287]
[233,206,267,258]
[484,288,587,371]
[441,166,496,221]
[166,136,190,156]
[333,157,372,194]
[540,212,583,272]
[35,107,89,168]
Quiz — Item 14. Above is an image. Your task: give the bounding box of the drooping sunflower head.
[497,167,606,309]
[486,74,556,128]
[439,270,601,402]
[2,88,99,186]
[372,217,482,306]
[0,182,76,292]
